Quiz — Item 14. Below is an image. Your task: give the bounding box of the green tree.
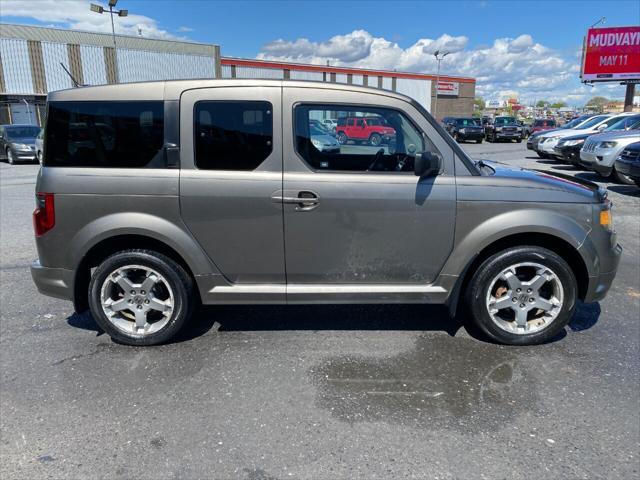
[585,96,609,113]
[550,101,567,108]
[474,97,486,111]
[535,100,549,108]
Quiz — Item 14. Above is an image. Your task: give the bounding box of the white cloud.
[258,29,628,105]
[2,0,184,40]
[177,26,194,33]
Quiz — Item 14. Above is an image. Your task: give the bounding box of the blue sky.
[3,0,639,105]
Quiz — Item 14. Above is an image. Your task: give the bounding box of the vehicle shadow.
[607,185,640,197]
[66,301,601,344]
[575,171,605,182]
[551,164,584,172]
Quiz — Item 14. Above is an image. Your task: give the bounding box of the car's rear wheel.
[7,148,15,165]
[88,249,195,346]
[609,166,635,185]
[37,151,43,164]
[337,132,347,144]
[369,133,382,146]
[465,246,576,345]
[536,151,548,159]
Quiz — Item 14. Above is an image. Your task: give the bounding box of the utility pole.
[433,50,449,121]
[90,1,129,83]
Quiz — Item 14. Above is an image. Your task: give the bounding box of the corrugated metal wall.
[289,70,323,81]
[117,49,215,83]
[80,45,107,85]
[234,66,284,79]
[0,38,34,94]
[41,42,73,91]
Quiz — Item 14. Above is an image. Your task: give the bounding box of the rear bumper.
[30,260,75,301]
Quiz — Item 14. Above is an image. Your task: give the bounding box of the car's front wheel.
[465,246,576,345]
[369,133,382,146]
[88,249,195,346]
[337,132,347,144]
[609,166,635,185]
[7,148,15,165]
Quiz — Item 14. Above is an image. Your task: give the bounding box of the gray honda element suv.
[31,80,621,346]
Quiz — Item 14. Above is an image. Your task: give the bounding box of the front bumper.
[12,148,37,161]
[584,243,622,303]
[539,139,561,155]
[580,150,614,176]
[493,131,522,140]
[458,131,484,141]
[554,145,582,164]
[615,158,640,180]
[31,260,75,301]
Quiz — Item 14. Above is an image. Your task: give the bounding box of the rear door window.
[45,101,165,168]
[194,101,272,171]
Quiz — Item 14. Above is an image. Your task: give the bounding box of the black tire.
[609,166,635,185]
[536,151,548,159]
[465,246,577,345]
[516,138,522,143]
[88,249,195,346]
[7,148,15,165]
[337,131,347,144]
[453,133,460,142]
[369,133,382,146]
[476,138,483,144]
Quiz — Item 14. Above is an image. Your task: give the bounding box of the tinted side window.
[295,104,441,173]
[45,101,164,168]
[194,101,272,171]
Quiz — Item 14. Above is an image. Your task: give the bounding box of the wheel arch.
[72,232,208,313]
[447,232,590,317]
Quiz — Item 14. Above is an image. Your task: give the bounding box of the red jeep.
[336,116,396,146]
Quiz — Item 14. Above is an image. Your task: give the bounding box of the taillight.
[33,193,55,237]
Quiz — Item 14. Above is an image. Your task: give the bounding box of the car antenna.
[59,62,82,88]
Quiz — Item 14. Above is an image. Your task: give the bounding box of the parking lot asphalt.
[1,142,639,480]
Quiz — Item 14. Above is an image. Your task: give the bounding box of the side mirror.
[414,151,442,178]
[596,124,607,131]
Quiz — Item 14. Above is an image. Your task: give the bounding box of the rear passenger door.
[179,87,285,285]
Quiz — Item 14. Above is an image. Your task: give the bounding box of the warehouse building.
[0,24,220,125]
[0,23,475,125]
[220,57,475,119]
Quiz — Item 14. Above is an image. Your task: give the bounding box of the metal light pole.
[22,98,32,124]
[90,1,129,82]
[433,50,449,121]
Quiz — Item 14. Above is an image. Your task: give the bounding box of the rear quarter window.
[45,101,165,168]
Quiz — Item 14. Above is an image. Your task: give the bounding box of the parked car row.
[443,116,526,143]
[0,124,42,164]
[528,112,640,185]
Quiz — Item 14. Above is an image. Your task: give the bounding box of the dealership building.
[0,23,475,125]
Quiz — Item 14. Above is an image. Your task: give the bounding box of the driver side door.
[281,87,457,301]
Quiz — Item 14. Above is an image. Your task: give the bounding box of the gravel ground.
[1,141,639,480]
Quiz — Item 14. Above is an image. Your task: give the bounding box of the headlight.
[598,141,618,148]
[495,126,503,131]
[459,128,466,134]
[311,138,322,149]
[13,143,31,150]
[564,139,585,146]
[516,127,522,131]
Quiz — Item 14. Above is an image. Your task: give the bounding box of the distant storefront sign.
[486,100,502,109]
[437,81,459,96]
[581,26,640,82]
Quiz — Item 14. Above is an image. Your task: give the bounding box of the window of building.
[295,104,440,173]
[45,101,164,168]
[194,101,272,170]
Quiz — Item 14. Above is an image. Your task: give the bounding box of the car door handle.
[271,191,320,211]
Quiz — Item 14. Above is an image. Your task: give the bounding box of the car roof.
[47,79,419,105]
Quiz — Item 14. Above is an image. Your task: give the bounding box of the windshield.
[309,124,329,136]
[605,115,640,131]
[495,117,517,125]
[575,115,609,130]
[534,119,556,127]
[456,118,480,126]
[5,126,40,139]
[561,116,591,129]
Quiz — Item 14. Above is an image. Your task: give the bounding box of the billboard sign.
[486,99,502,109]
[581,26,640,82]
[437,81,459,96]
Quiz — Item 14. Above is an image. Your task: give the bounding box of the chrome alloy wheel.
[485,262,564,335]
[100,265,174,336]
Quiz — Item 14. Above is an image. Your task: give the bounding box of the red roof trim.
[221,57,475,84]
